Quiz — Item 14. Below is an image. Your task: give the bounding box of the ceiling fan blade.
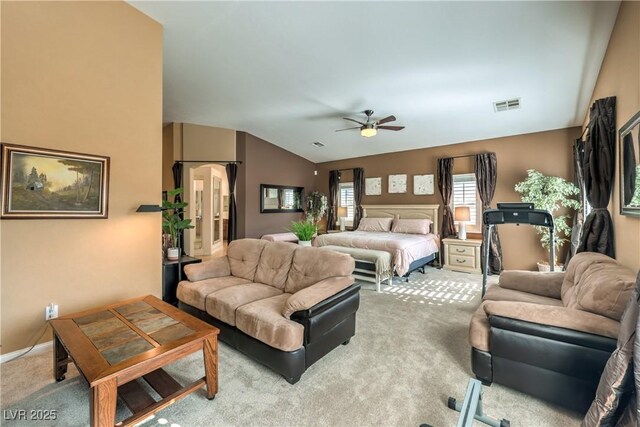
[335,126,361,132]
[378,125,405,131]
[343,117,365,126]
[377,115,396,125]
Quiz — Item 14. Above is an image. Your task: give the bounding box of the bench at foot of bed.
[319,246,392,293]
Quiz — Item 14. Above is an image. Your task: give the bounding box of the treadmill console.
[484,203,553,227]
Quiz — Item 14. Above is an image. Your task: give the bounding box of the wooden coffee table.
[50,295,219,427]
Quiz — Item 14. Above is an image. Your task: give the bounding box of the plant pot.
[537,261,563,272]
[298,240,312,247]
[167,247,181,260]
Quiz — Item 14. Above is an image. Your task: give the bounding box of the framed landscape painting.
[1,144,110,219]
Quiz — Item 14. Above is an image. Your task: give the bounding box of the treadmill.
[481,202,554,296]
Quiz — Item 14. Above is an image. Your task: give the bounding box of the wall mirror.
[260,184,304,213]
[619,110,640,217]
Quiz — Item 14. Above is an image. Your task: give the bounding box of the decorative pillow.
[356,217,393,232]
[391,218,432,235]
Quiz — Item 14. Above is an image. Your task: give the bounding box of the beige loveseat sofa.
[177,239,359,384]
[469,252,637,413]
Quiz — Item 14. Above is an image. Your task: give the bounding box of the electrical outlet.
[45,303,59,320]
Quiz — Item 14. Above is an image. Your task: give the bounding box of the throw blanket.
[320,245,393,279]
[314,231,439,276]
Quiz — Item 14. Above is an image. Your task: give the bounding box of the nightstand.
[442,238,482,274]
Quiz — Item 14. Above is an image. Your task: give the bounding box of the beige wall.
[0,1,163,353]
[584,1,640,272]
[317,127,580,271]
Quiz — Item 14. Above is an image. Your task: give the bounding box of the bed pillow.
[357,217,393,232]
[392,218,432,235]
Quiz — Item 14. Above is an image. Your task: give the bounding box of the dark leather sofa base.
[179,284,360,384]
[471,315,617,414]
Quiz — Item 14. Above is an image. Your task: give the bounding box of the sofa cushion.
[227,239,267,281]
[284,246,355,294]
[562,252,636,321]
[205,283,282,326]
[282,276,354,319]
[469,304,490,352]
[483,300,620,339]
[484,284,563,307]
[498,270,565,300]
[254,242,297,290]
[177,276,251,310]
[184,257,230,282]
[236,294,304,352]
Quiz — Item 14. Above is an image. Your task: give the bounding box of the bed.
[315,204,440,278]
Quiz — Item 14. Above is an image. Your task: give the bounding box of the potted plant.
[290,220,316,246]
[514,169,581,271]
[306,191,328,225]
[162,188,194,260]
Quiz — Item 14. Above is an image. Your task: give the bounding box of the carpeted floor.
[1,268,582,426]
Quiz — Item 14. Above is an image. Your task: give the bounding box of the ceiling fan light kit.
[336,109,405,138]
[361,127,377,138]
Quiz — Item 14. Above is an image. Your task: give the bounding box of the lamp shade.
[454,206,471,222]
[338,207,348,217]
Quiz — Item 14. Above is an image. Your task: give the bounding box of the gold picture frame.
[1,144,110,219]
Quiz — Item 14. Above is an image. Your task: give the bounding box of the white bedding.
[314,231,440,276]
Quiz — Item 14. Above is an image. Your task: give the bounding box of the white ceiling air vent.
[312,141,325,148]
[493,98,521,112]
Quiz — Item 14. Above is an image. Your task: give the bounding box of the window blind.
[339,183,355,219]
[452,174,477,226]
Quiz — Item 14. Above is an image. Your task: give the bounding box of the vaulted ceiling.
[130,1,620,162]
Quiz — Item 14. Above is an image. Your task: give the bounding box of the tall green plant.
[514,170,581,264]
[162,188,194,249]
[306,192,328,224]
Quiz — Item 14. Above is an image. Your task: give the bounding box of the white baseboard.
[0,340,52,364]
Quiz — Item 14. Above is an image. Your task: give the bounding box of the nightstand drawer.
[448,245,475,257]
[449,254,476,269]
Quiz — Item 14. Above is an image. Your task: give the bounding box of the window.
[452,173,479,228]
[339,182,355,225]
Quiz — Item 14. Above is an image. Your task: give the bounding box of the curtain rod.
[443,154,478,160]
[174,160,243,165]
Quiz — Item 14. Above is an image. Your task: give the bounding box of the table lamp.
[454,206,471,240]
[338,207,348,231]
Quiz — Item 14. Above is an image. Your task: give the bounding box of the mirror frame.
[619,110,640,217]
[259,184,304,213]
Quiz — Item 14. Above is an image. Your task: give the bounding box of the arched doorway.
[185,164,229,257]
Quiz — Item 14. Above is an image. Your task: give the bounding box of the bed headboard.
[362,204,440,236]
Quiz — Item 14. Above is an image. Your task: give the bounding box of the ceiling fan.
[336,109,405,138]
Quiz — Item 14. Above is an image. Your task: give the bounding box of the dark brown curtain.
[437,158,456,239]
[622,132,636,205]
[577,96,616,258]
[172,162,185,252]
[327,170,340,230]
[583,272,639,426]
[474,153,503,274]
[565,138,586,266]
[225,163,238,242]
[353,168,365,229]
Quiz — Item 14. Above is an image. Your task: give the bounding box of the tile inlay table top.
[50,295,219,427]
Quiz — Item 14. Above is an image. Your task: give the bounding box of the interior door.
[212,176,222,250]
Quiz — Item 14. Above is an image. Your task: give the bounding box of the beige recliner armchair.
[469,252,637,413]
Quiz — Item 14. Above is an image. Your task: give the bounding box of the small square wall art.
[365,177,382,196]
[388,174,407,194]
[413,174,435,195]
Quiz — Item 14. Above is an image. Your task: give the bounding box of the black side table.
[162,256,202,305]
